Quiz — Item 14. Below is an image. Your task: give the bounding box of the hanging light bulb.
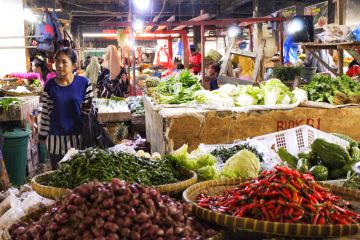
[132,0,150,11]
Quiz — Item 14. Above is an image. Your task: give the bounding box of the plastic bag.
[0,190,25,229]
[283,36,299,64]
[353,25,360,41]
[318,24,352,43]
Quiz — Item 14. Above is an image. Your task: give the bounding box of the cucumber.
[277,148,298,169]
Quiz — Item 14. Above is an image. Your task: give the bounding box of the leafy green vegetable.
[0,98,20,111]
[170,145,218,180]
[197,165,217,180]
[261,79,296,105]
[211,143,264,163]
[303,74,360,104]
[154,69,203,104]
[343,172,360,190]
[48,148,182,189]
[220,149,261,178]
[272,66,301,82]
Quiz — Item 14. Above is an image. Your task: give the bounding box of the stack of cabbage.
[194,79,304,108]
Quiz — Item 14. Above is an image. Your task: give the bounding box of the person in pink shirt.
[7,55,56,87]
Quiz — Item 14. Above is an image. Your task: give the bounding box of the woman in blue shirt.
[39,48,93,169]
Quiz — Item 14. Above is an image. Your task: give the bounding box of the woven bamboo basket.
[154,170,197,194]
[31,171,70,200]
[32,170,197,199]
[183,178,360,238]
[0,207,48,240]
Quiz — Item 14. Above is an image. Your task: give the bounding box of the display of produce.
[96,99,129,113]
[150,70,203,104]
[343,172,360,190]
[194,79,301,107]
[169,144,217,180]
[211,142,265,163]
[303,74,360,104]
[0,98,20,111]
[126,97,145,115]
[10,180,218,239]
[145,77,160,88]
[277,138,360,181]
[197,166,360,224]
[45,148,184,189]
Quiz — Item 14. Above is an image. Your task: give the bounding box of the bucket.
[2,128,31,186]
[301,67,317,82]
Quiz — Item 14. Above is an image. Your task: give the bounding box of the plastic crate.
[251,125,349,156]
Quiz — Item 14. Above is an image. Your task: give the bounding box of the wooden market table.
[145,97,360,154]
[302,42,360,76]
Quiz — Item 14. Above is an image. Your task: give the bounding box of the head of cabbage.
[220,149,261,178]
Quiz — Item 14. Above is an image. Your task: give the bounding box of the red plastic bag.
[346,65,360,77]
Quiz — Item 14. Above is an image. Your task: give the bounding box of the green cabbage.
[261,78,295,105]
[220,149,261,178]
[197,165,217,180]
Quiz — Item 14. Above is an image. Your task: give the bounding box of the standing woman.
[85,56,100,96]
[97,45,123,98]
[6,55,56,87]
[38,48,93,169]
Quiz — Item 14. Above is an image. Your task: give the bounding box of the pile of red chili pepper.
[197,166,360,224]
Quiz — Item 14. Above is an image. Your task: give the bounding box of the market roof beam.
[102,17,288,28]
[172,13,212,30]
[157,15,176,31]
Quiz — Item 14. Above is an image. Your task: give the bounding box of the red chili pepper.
[290,179,302,190]
[275,205,282,215]
[304,204,317,213]
[282,189,292,201]
[261,206,272,221]
[311,213,320,224]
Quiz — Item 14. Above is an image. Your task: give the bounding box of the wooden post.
[168,37,173,60]
[200,10,206,84]
[182,31,190,68]
[279,22,284,65]
[249,26,254,52]
[337,0,345,75]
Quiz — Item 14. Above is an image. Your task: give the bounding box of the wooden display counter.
[145,97,360,154]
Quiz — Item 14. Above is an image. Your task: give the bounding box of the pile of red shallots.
[10,179,217,240]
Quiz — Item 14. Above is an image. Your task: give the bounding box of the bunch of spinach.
[211,143,264,163]
[154,70,203,104]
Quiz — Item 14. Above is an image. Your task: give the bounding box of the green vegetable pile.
[343,172,360,190]
[303,74,360,104]
[0,97,20,111]
[48,148,182,189]
[169,144,217,180]
[277,136,360,181]
[211,143,264,163]
[151,70,203,104]
[273,66,301,82]
[126,97,145,115]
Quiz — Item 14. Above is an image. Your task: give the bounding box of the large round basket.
[154,170,197,194]
[32,170,197,199]
[183,178,360,238]
[31,171,70,200]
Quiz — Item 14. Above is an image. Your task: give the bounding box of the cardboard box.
[145,97,360,154]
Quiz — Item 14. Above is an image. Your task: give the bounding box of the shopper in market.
[189,45,202,75]
[5,55,56,87]
[206,63,220,91]
[85,56,101,96]
[97,45,128,98]
[39,47,93,169]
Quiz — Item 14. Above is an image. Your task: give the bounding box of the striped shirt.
[39,76,93,155]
